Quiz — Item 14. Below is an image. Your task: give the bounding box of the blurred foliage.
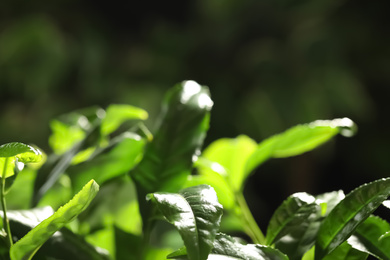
[1,0,390,228]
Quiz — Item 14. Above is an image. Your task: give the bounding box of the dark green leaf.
[315,178,390,260]
[132,80,213,193]
[245,118,356,175]
[168,233,288,260]
[347,215,390,260]
[266,192,318,245]
[10,179,99,260]
[131,81,213,233]
[148,185,223,260]
[114,226,142,260]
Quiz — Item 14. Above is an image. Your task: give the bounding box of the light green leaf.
[322,241,368,260]
[68,132,145,192]
[0,143,42,178]
[266,192,318,245]
[201,135,257,192]
[187,157,235,210]
[49,119,86,155]
[101,104,148,136]
[347,215,390,260]
[148,185,223,260]
[0,142,42,164]
[245,118,356,175]
[315,178,390,260]
[10,179,99,260]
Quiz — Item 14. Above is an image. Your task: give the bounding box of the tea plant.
[1,80,389,259]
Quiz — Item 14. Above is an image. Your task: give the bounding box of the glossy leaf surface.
[0,142,42,178]
[347,216,390,260]
[101,104,148,136]
[169,233,288,260]
[10,179,99,260]
[132,80,213,193]
[131,81,213,231]
[273,191,344,260]
[245,118,356,174]
[266,192,318,245]
[315,178,390,259]
[148,185,223,260]
[322,241,368,260]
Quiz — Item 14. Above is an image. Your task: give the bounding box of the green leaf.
[49,119,86,155]
[200,135,257,192]
[131,81,213,232]
[187,158,235,210]
[168,233,289,260]
[245,118,356,175]
[315,178,390,260]
[274,192,344,260]
[347,216,390,260]
[132,80,213,193]
[68,132,145,192]
[0,143,42,178]
[148,185,223,260]
[322,241,368,260]
[10,179,99,260]
[0,142,42,163]
[211,233,289,260]
[266,192,318,245]
[101,104,148,136]
[3,207,109,260]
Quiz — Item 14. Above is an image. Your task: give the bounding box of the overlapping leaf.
[273,191,344,260]
[10,179,99,260]
[315,177,390,259]
[347,215,390,260]
[266,192,318,245]
[148,185,223,260]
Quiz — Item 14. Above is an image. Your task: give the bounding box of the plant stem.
[1,158,13,247]
[235,192,265,244]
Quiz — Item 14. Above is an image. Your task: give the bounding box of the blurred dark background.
[1,0,390,229]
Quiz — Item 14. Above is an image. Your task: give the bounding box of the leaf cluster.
[0,80,389,260]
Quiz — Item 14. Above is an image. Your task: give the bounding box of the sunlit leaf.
[245,118,357,175]
[200,135,257,192]
[101,104,148,136]
[322,241,368,260]
[10,179,99,260]
[186,158,235,210]
[347,215,390,260]
[315,178,390,259]
[148,185,223,260]
[49,120,86,155]
[69,132,145,192]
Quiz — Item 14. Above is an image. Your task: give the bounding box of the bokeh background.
[1,0,390,229]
